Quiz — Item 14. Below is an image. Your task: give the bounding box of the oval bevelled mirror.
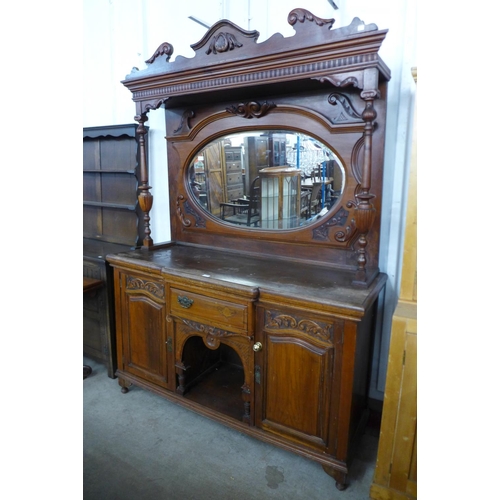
[188,130,345,230]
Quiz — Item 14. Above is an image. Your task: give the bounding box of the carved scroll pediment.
[145,42,174,64]
[288,8,335,30]
[190,20,259,57]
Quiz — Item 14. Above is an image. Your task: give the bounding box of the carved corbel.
[313,70,364,90]
[176,194,207,229]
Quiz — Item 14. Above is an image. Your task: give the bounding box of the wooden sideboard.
[108,244,386,489]
[106,8,391,492]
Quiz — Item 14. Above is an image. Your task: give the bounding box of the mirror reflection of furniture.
[260,166,301,229]
[188,130,344,228]
[220,176,260,226]
[302,183,323,219]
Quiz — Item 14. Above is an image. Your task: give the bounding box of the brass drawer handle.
[177,295,194,309]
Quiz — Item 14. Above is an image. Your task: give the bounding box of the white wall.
[83,0,417,399]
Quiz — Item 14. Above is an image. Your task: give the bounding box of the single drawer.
[225,151,242,162]
[226,172,243,185]
[226,161,241,172]
[170,288,248,331]
[226,186,244,201]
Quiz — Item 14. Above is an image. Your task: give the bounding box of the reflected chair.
[220,176,260,227]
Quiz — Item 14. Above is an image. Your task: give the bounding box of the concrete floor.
[83,356,380,500]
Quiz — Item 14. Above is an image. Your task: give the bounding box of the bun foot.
[335,481,347,491]
[118,377,132,393]
[322,464,348,491]
[83,365,92,379]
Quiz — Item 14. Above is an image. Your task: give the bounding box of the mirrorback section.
[164,82,387,274]
[121,8,390,286]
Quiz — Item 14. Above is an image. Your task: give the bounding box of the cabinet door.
[117,272,172,389]
[254,307,338,452]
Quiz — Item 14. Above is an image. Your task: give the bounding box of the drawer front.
[226,186,244,201]
[170,288,248,331]
[225,150,242,162]
[226,161,241,172]
[226,172,243,185]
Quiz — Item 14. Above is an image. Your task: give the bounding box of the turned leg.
[118,377,132,393]
[175,362,187,395]
[322,464,348,491]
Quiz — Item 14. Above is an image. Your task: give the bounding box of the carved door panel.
[118,272,173,390]
[203,141,225,216]
[254,306,338,452]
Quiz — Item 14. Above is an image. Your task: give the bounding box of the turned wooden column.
[353,68,380,286]
[135,111,154,248]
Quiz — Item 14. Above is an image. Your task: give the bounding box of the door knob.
[253,342,263,352]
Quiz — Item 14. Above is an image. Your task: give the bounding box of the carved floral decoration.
[206,32,242,55]
[176,195,206,228]
[126,276,165,299]
[313,207,354,242]
[328,93,363,123]
[265,310,333,342]
[226,101,276,119]
[181,319,236,338]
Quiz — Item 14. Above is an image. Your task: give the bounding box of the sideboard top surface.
[107,244,386,317]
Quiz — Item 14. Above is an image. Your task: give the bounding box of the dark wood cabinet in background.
[83,124,146,378]
[224,146,245,201]
[107,9,391,492]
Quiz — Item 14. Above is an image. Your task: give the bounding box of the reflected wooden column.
[135,111,154,248]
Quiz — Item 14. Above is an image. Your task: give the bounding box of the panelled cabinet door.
[118,272,172,389]
[254,306,337,452]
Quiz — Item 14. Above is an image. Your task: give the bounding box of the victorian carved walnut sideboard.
[106,9,391,491]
